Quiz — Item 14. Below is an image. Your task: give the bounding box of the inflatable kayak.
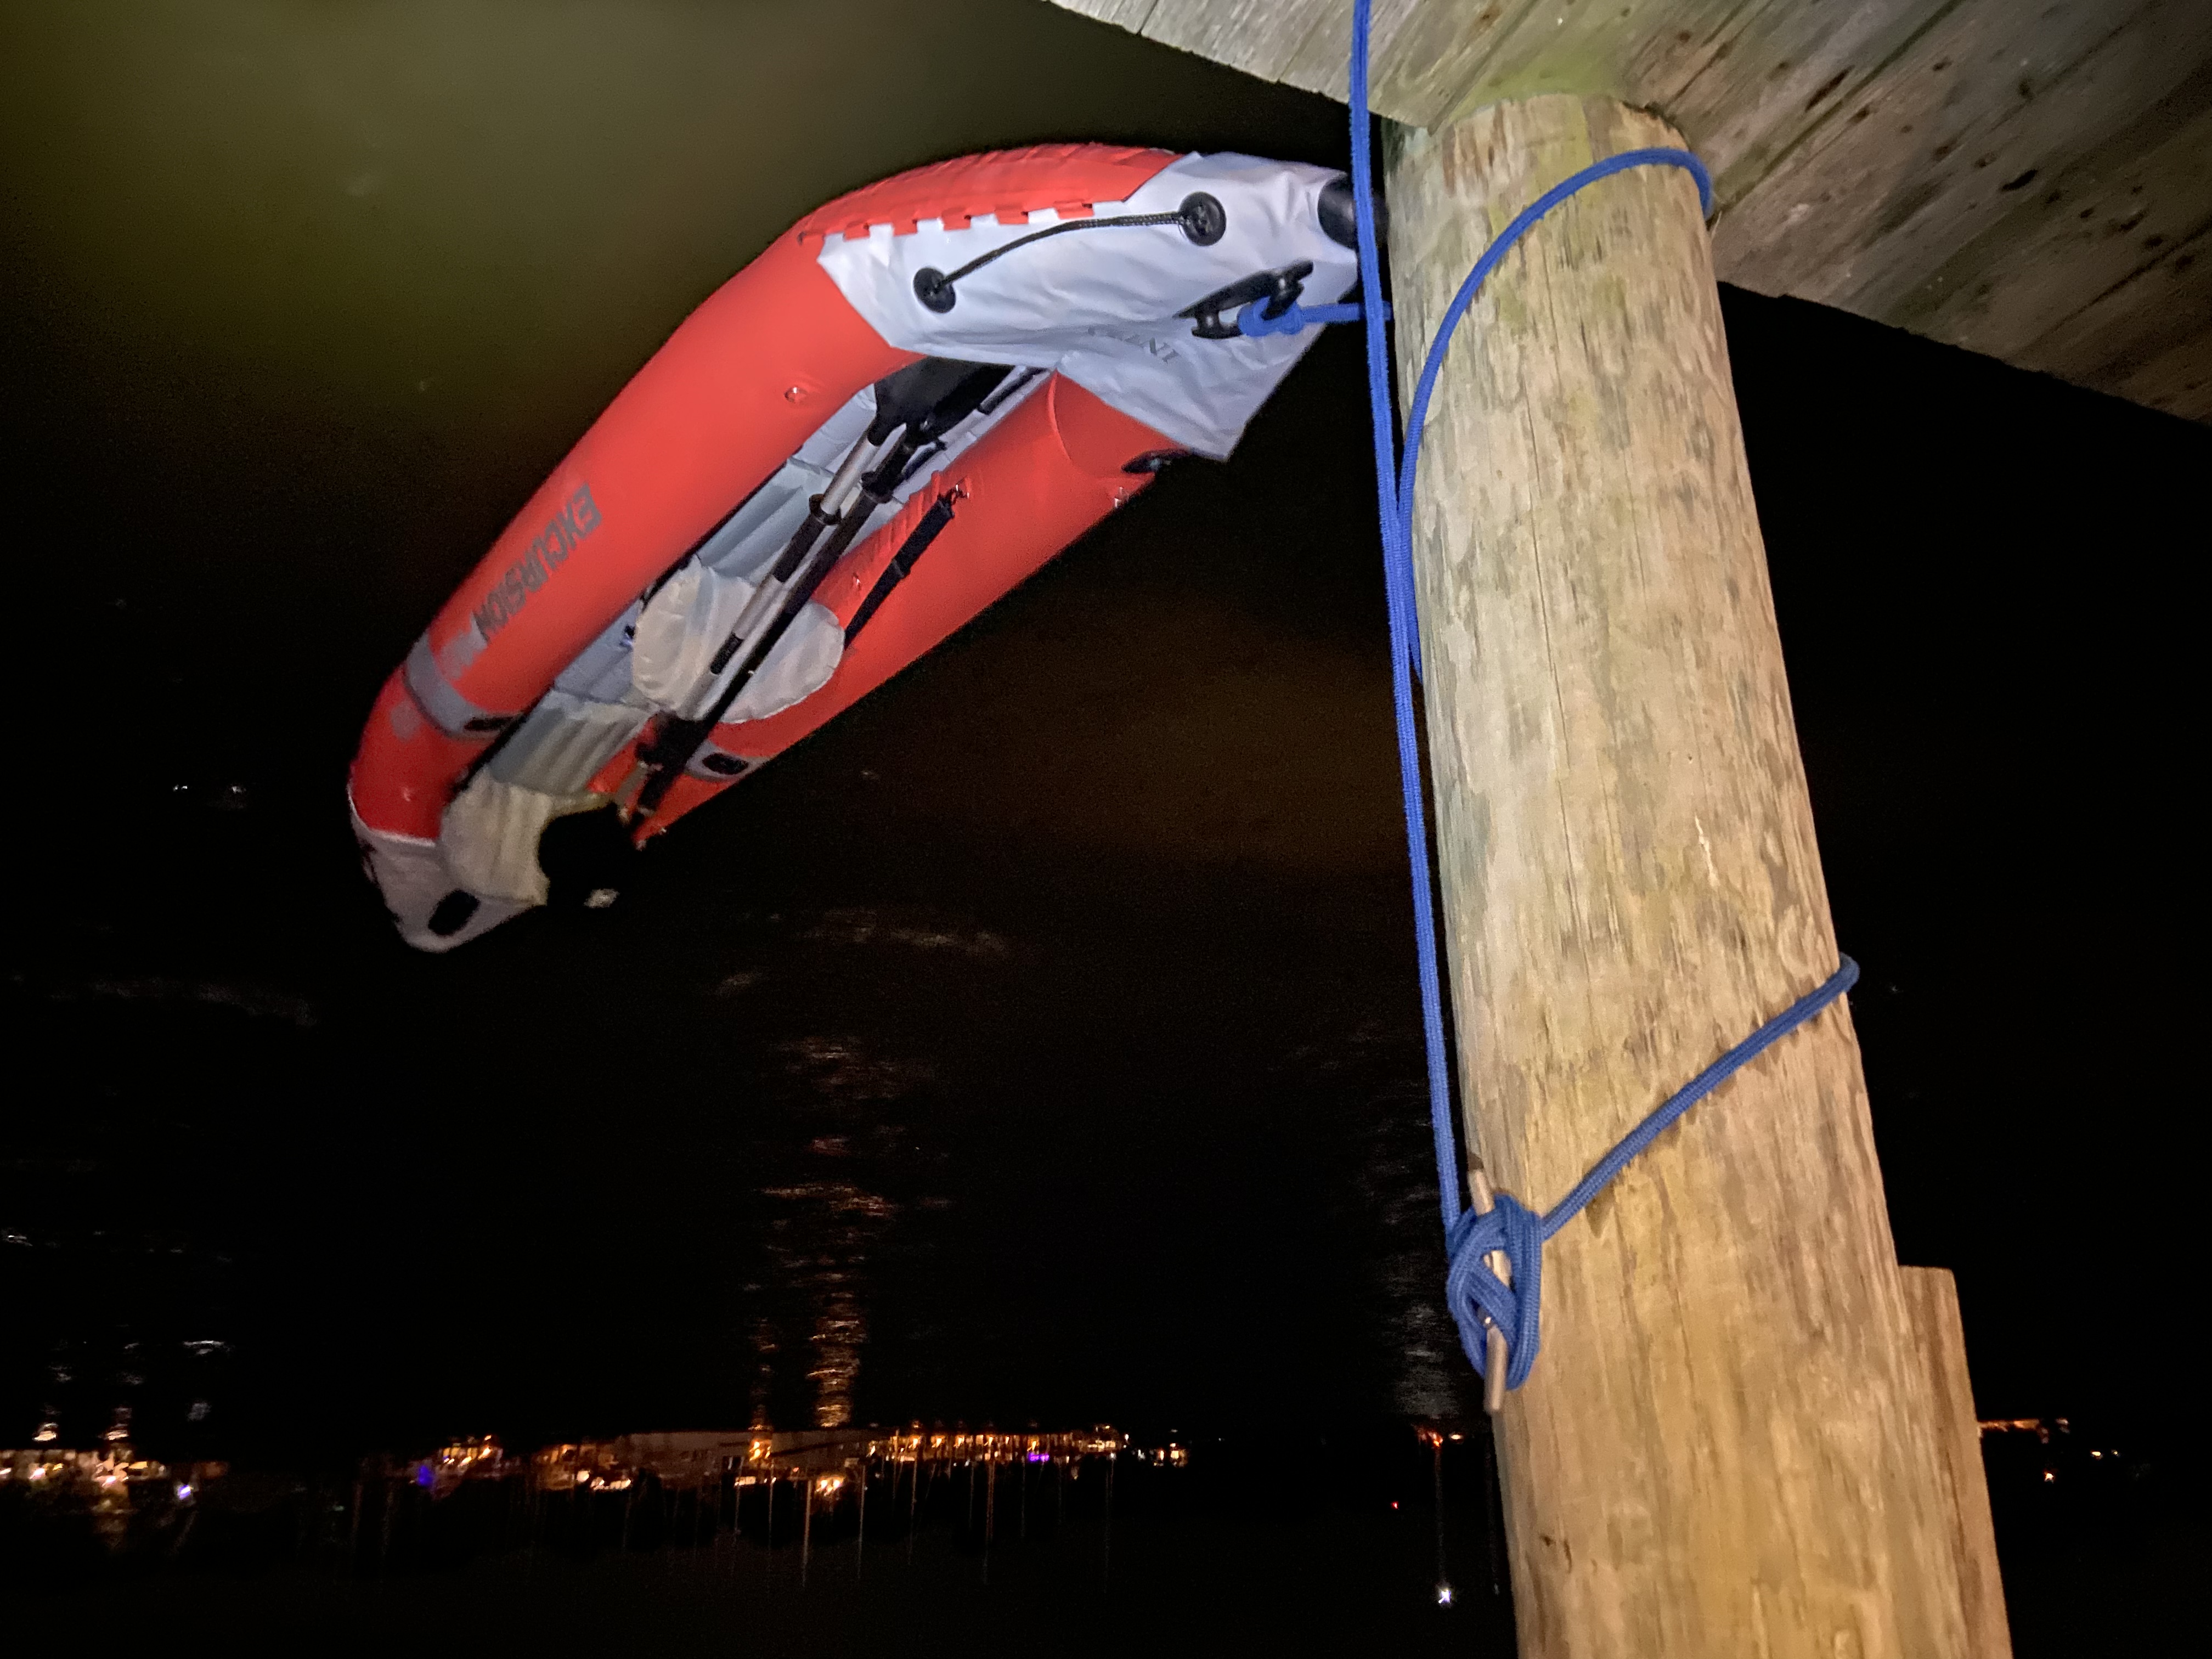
[350,144,1362,950]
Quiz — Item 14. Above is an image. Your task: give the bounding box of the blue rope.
[1443,958,1858,1386]
[1328,0,1852,1395]
[1237,298,1384,337]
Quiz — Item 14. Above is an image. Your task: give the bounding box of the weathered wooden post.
[1904,1266,2012,1659]
[1385,93,1996,1656]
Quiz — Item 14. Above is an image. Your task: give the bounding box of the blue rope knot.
[1444,1190,1545,1389]
[1238,298,1385,337]
[1433,958,1861,1392]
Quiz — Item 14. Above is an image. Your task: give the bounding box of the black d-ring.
[1177,193,1227,246]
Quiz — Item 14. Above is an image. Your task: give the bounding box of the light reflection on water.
[760,1027,923,1431]
[1311,1020,1465,1422]
[759,1180,898,1430]
[5,894,1470,1449]
[0,1423,1514,1659]
[720,905,1469,1435]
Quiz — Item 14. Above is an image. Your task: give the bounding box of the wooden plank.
[1336,0,1538,131]
[1911,59,2212,342]
[1272,0,1425,115]
[1046,0,1163,29]
[1059,0,1529,129]
[1870,60,2212,408]
[1129,0,1499,129]
[1901,1267,2013,1659]
[1198,0,1934,154]
[1131,0,1338,91]
[1706,0,2212,421]
[1423,0,1940,191]
[1055,1,1954,179]
[2017,221,2212,420]
[1711,1,2204,319]
[1646,0,1938,206]
[1383,89,1971,1655]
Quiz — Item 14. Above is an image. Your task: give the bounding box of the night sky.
[3,1,2203,1465]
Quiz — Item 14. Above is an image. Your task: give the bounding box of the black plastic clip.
[1180,261,1313,341]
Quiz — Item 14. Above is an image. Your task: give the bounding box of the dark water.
[1,340,1465,1449]
[3,1,2206,1649]
[5,1434,1516,1655]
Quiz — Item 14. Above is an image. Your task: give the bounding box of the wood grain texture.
[1133,0,1333,87]
[1039,0,2212,419]
[1042,0,1942,179]
[1710,0,2179,307]
[1901,1267,2013,1659]
[1384,93,1971,1656]
[1711,0,2212,421]
[1045,0,1163,29]
[1881,52,2212,420]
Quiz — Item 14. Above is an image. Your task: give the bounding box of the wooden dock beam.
[1384,93,1998,1656]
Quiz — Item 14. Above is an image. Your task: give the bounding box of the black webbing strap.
[844,490,960,644]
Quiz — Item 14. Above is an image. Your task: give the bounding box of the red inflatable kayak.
[351,144,1361,949]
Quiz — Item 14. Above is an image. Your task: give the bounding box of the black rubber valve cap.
[1177,193,1227,245]
[913,268,957,313]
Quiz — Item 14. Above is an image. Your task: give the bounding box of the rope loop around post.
[1436,958,1861,1389]
[1444,1192,1545,1388]
[1344,0,1852,1401]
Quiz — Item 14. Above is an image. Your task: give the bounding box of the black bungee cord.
[912,191,1226,313]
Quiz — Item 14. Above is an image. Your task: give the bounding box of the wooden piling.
[1383,92,1977,1655]
[1903,1268,2013,1659]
